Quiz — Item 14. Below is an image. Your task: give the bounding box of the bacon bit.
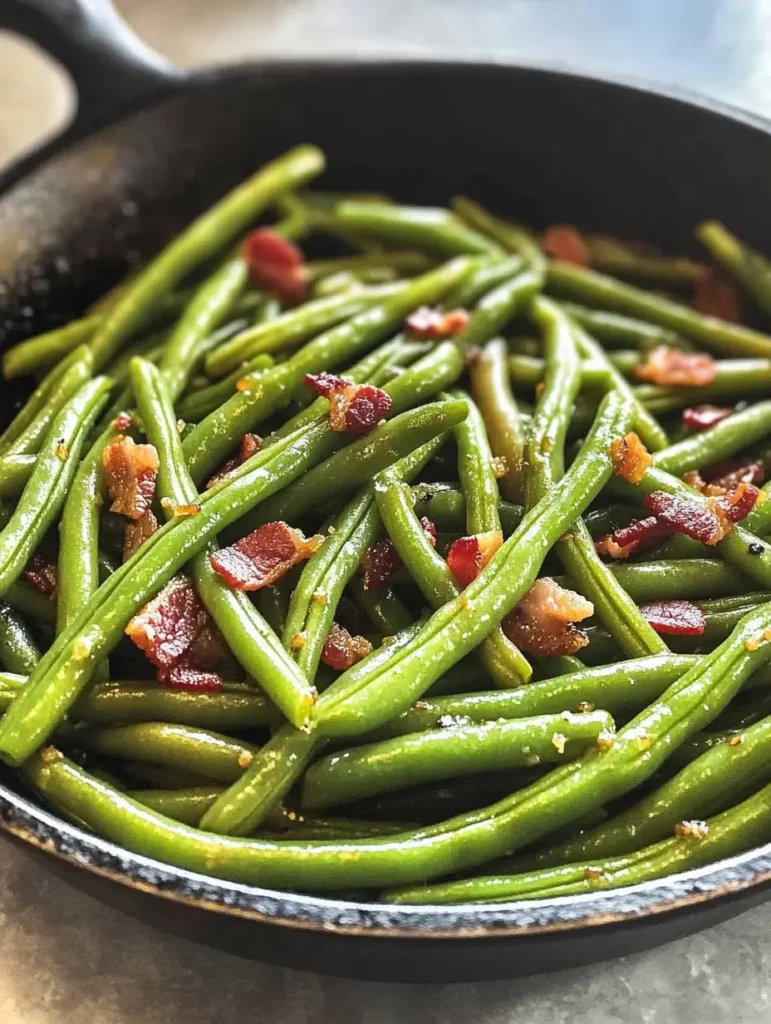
[447,530,503,588]
[693,269,741,322]
[102,435,159,520]
[405,306,470,339]
[126,576,207,669]
[609,432,652,484]
[576,701,595,713]
[321,623,373,671]
[210,521,323,591]
[703,459,764,495]
[112,411,133,431]
[206,433,263,489]
[674,820,710,840]
[289,633,306,650]
[123,510,159,561]
[634,346,716,387]
[640,600,706,636]
[187,620,228,671]
[304,372,392,436]
[540,225,591,266]
[420,516,437,546]
[502,577,594,657]
[707,483,760,537]
[161,662,223,692]
[644,491,723,544]
[241,227,308,305]
[595,516,673,559]
[584,866,604,882]
[361,537,401,590]
[682,404,733,432]
[24,554,57,595]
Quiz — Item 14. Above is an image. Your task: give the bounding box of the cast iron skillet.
[2,0,771,984]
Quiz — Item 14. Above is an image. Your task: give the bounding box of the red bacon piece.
[693,269,741,322]
[503,577,594,656]
[304,372,391,436]
[112,410,134,431]
[102,435,159,520]
[126,576,206,669]
[595,516,673,560]
[321,623,373,671]
[682,405,733,432]
[609,432,652,484]
[360,518,436,589]
[640,600,706,636]
[405,306,470,339]
[241,227,308,306]
[160,662,223,693]
[23,553,57,595]
[206,433,262,489]
[704,459,764,492]
[123,510,159,561]
[643,486,759,546]
[447,529,503,588]
[634,346,716,387]
[540,225,591,266]
[210,521,323,591]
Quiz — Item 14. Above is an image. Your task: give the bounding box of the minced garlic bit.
[636,733,653,751]
[41,746,62,763]
[72,636,93,660]
[596,730,615,752]
[172,503,201,518]
[491,456,508,479]
[236,377,263,396]
[674,819,709,840]
[290,633,306,650]
[176,419,186,433]
[584,866,604,882]
[728,735,743,747]
[576,701,594,714]
[551,732,567,755]
[312,591,328,605]
[160,496,175,510]
[237,750,254,769]
[55,441,69,461]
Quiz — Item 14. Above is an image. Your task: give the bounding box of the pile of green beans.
[3,148,771,905]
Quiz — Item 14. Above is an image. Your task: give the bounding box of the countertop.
[1,1,771,1020]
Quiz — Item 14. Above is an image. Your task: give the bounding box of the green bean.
[302,711,615,811]
[306,251,434,281]
[535,655,586,677]
[0,455,36,499]
[368,654,699,740]
[637,360,771,415]
[451,197,547,274]
[469,338,526,502]
[653,401,771,476]
[389,781,771,903]
[86,147,324,369]
[584,237,707,286]
[0,604,40,674]
[697,221,771,318]
[333,202,500,256]
[447,256,525,308]
[2,347,93,459]
[205,286,398,378]
[70,723,258,785]
[452,269,543,353]
[175,354,273,421]
[415,486,524,535]
[558,301,690,350]
[158,257,248,399]
[571,323,668,451]
[129,784,223,825]
[0,377,111,600]
[130,358,318,729]
[3,579,56,625]
[606,559,748,602]
[183,258,472,483]
[547,260,771,358]
[347,578,414,635]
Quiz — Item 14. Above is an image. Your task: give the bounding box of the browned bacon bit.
[704,458,764,493]
[206,433,263,489]
[304,372,392,435]
[112,410,134,431]
[126,576,207,669]
[405,306,470,339]
[595,516,673,559]
[674,819,709,840]
[123,510,159,561]
[503,577,594,657]
[447,530,503,588]
[682,404,733,432]
[634,346,716,387]
[23,553,57,595]
[160,662,223,693]
[321,623,373,671]
[361,537,401,590]
[102,435,159,520]
[420,516,437,546]
[640,600,706,636]
[210,521,323,591]
[540,224,591,266]
[708,483,760,532]
[609,432,652,484]
[644,490,723,544]
[241,227,308,306]
[187,620,229,671]
[693,269,741,323]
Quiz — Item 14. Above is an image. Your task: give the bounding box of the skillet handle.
[0,0,184,137]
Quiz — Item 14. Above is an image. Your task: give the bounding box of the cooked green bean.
[452,269,543,353]
[175,353,274,422]
[697,221,771,318]
[451,197,547,274]
[447,256,525,307]
[469,338,526,502]
[414,486,524,535]
[557,301,690,350]
[0,604,40,674]
[333,202,500,256]
[653,401,771,476]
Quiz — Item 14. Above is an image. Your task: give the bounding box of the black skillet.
[1,0,771,984]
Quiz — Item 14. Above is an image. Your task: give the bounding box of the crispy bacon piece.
[321,623,373,671]
[210,521,323,591]
[634,346,716,387]
[447,529,503,588]
[102,435,159,520]
[206,433,262,489]
[123,510,159,561]
[241,227,308,305]
[112,410,134,431]
[640,600,706,636]
[595,516,674,559]
[644,486,759,545]
[405,306,470,339]
[304,372,392,436]
[503,577,594,657]
[160,662,223,693]
[361,518,436,589]
[126,576,207,669]
[682,405,733,432]
[24,553,57,595]
[684,460,764,497]
[693,269,741,322]
[540,225,591,266]
[609,432,652,484]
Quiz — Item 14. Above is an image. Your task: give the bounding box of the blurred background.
[3,0,771,167]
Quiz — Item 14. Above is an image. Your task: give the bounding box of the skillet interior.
[3,59,771,980]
